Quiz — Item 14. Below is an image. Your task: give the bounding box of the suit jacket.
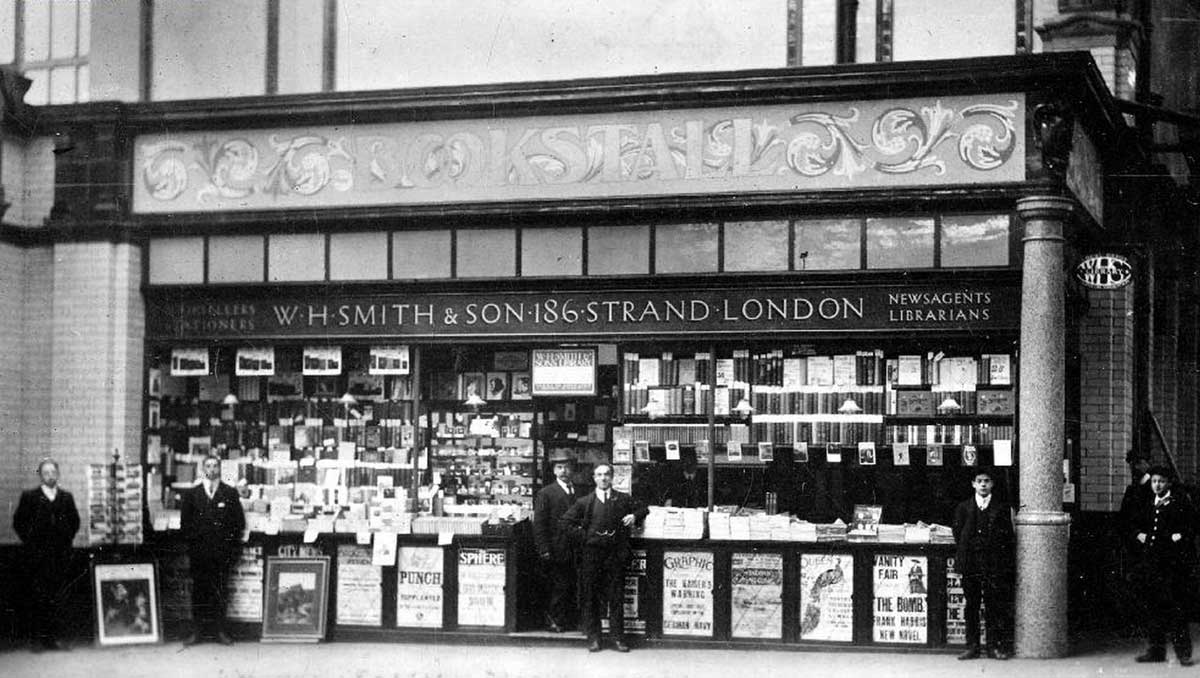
[952,496,1015,577]
[180,482,245,562]
[13,487,80,557]
[562,489,648,559]
[1133,491,1196,569]
[533,481,576,561]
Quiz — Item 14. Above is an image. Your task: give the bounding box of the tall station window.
[0,0,90,104]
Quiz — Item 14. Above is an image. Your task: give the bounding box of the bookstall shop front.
[131,55,1116,654]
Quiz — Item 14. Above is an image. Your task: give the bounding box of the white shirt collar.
[206,480,218,496]
[41,485,58,501]
[597,489,608,502]
[557,480,572,494]
[1156,491,1172,506]
[975,494,991,510]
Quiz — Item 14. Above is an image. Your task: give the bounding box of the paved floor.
[0,629,1191,678]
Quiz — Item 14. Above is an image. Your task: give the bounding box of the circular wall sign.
[1075,254,1132,289]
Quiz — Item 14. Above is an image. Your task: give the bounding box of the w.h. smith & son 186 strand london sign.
[134,94,1023,214]
[147,283,1019,341]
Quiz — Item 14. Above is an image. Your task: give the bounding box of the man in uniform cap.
[533,451,579,632]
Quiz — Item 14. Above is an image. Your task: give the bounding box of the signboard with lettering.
[336,545,382,626]
[531,348,596,396]
[799,553,854,642]
[147,282,1019,341]
[602,548,648,635]
[396,546,444,628]
[225,545,263,622]
[1075,253,1132,290]
[457,548,506,627]
[872,554,928,644]
[731,552,784,639]
[133,94,1023,214]
[661,550,714,636]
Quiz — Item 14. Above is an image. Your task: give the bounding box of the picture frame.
[369,345,410,375]
[93,562,162,646]
[262,556,331,642]
[302,346,342,376]
[147,368,162,397]
[236,347,276,376]
[459,372,485,400]
[509,372,532,400]
[485,372,509,400]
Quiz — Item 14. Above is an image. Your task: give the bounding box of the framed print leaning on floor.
[93,562,162,646]
[262,556,330,642]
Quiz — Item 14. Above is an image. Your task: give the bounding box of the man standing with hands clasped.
[952,469,1015,661]
[533,451,579,633]
[13,458,80,651]
[1131,465,1196,666]
[563,463,647,653]
[180,454,245,646]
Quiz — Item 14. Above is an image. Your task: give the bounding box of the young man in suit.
[180,454,245,646]
[562,463,648,652]
[952,469,1015,661]
[1131,466,1196,665]
[533,452,579,632]
[12,458,80,651]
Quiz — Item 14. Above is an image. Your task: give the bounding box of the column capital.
[1015,195,1076,222]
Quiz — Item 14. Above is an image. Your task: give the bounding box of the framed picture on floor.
[262,556,330,642]
[93,562,162,646]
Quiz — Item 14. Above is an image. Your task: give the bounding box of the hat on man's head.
[1147,464,1174,481]
[1126,447,1151,465]
[548,451,575,465]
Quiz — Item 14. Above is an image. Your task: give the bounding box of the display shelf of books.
[146,346,423,536]
[426,408,538,511]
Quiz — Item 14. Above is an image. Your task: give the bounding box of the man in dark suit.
[533,452,579,632]
[180,454,245,646]
[1131,466,1196,665]
[12,458,80,651]
[952,469,1014,661]
[562,463,648,652]
[661,452,707,509]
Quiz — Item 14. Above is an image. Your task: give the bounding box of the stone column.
[1013,195,1074,658]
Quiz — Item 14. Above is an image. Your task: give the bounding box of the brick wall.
[1078,284,1136,512]
[1176,297,1198,484]
[1152,276,1180,468]
[47,242,143,547]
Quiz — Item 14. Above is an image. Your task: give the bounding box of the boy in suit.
[1131,466,1196,665]
[952,469,1015,661]
[180,455,245,645]
[562,463,648,652]
[533,452,579,632]
[12,458,80,651]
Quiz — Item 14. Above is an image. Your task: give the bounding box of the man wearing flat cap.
[533,451,578,632]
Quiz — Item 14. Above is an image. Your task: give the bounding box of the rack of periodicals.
[88,451,144,545]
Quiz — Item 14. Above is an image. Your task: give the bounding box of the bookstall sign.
[1074,253,1132,290]
[661,550,714,636]
[336,545,382,627]
[800,553,854,642]
[531,348,596,396]
[602,548,648,635]
[147,283,1020,341]
[457,548,506,627]
[396,546,444,628]
[873,554,928,644]
[133,94,1024,214]
[731,552,783,639]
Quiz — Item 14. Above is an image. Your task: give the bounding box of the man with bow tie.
[562,463,647,652]
[534,451,580,632]
[952,469,1015,661]
[1131,466,1196,665]
[180,455,245,646]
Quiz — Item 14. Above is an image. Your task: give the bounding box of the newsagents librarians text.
[158,286,1014,339]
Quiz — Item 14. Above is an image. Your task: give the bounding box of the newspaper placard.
[661,550,714,636]
[396,546,444,628]
[457,548,506,627]
[225,545,264,622]
[731,552,783,639]
[336,545,382,626]
[799,553,854,642]
[872,554,928,643]
[945,556,984,645]
[602,548,648,635]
